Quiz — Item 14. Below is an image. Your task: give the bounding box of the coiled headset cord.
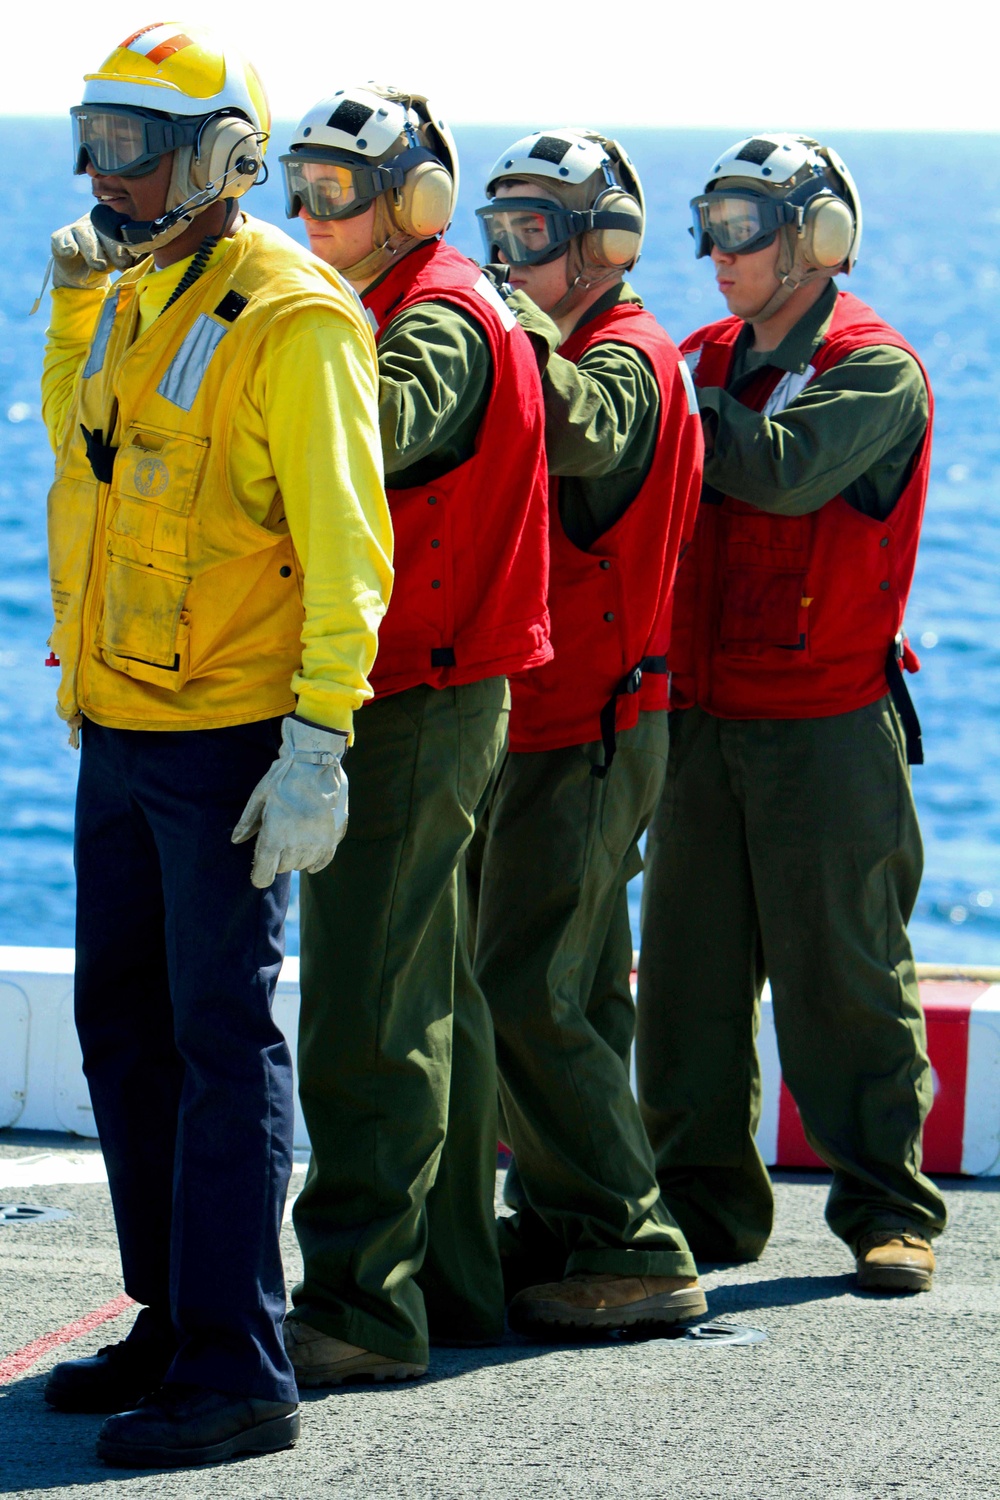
[159,233,220,317]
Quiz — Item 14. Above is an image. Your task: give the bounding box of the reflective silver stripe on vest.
[157,314,229,411]
[82,288,120,380]
[761,364,815,417]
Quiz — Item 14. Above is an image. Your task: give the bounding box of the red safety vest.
[363,240,551,697]
[670,290,933,723]
[509,301,704,760]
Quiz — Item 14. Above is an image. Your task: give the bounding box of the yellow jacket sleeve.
[40,287,106,453]
[246,306,394,736]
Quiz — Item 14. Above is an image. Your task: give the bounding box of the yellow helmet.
[74,23,269,250]
[81,23,268,131]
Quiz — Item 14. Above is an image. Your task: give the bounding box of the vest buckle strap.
[431,646,456,668]
[80,424,117,485]
[591,655,668,781]
[885,631,924,766]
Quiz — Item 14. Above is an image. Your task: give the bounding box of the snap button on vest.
[431,539,440,548]
[879,580,890,590]
[279,566,292,577]
[604,612,615,622]
[880,536,889,547]
[432,580,441,589]
[600,559,611,570]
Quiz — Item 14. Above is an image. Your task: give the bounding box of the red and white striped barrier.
[2,947,998,1175]
[755,977,1000,1175]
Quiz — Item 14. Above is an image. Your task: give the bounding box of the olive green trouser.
[476,711,697,1284]
[636,699,948,1263]
[290,679,509,1364]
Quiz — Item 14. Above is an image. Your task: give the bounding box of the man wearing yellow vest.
[37,24,392,1468]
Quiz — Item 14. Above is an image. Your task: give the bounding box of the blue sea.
[1,123,998,961]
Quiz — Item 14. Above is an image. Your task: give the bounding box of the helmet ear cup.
[390,160,454,237]
[191,115,262,199]
[803,195,855,270]
[581,188,643,268]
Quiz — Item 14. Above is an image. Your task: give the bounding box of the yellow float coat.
[42,215,393,735]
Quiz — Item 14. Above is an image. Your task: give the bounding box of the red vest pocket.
[720,566,806,650]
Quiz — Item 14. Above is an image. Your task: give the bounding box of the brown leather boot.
[508,1273,707,1336]
[855,1230,935,1292]
[283,1321,427,1386]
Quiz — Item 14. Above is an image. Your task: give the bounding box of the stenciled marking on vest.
[761,364,815,418]
[157,313,229,411]
[132,455,169,498]
[473,274,517,332]
[82,288,121,380]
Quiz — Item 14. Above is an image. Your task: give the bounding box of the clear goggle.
[280,146,433,221]
[689,190,797,258]
[475,198,589,266]
[71,105,201,177]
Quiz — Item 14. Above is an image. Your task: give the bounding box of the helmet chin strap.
[338,193,421,284]
[91,199,202,253]
[748,225,827,323]
[547,238,622,324]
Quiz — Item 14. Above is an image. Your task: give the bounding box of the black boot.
[96,1385,300,1468]
[45,1316,175,1414]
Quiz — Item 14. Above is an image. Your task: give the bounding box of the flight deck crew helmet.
[73,22,270,252]
[282,85,459,282]
[690,133,862,319]
[478,129,645,317]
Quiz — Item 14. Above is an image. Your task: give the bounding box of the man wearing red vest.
[472,130,706,1335]
[276,87,550,1382]
[637,134,947,1292]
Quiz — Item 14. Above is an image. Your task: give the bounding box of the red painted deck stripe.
[0,1293,134,1384]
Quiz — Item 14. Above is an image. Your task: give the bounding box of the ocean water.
[1,122,998,962]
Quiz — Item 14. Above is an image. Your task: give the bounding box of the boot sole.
[856,1265,933,1293]
[97,1411,300,1468]
[292,1358,427,1388]
[509,1288,709,1335]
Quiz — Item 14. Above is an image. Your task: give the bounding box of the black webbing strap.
[431,647,457,668]
[592,655,668,780]
[80,423,117,484]
[886,633,924,766]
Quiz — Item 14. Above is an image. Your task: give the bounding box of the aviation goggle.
[476,198,638,267]
[689,190,800,258]
[71,105,203,177]
[280,145,438,220]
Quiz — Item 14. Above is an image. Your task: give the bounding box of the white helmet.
[690,133,861,318]
[282,84,458,280]
[479,128,645,271]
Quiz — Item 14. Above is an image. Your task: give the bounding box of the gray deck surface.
[1,1130,997,1499]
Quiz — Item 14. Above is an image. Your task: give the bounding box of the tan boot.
[283,1320,428,1387]
[508,1273,707,1336]
[855,1230,935,1293]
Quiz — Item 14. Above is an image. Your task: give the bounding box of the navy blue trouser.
[74,717,297,1403]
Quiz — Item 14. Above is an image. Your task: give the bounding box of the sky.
[5,0,1000,132]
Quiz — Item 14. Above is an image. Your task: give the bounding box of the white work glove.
[49,214,141,290]
[232,716,349,890]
